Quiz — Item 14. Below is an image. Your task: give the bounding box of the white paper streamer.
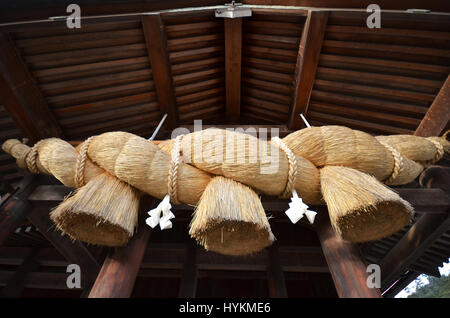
[145,194,175,230]
[285,190,317,224]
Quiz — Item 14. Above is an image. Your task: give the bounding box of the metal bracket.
[406,9,431,13]
[215,1,252,19]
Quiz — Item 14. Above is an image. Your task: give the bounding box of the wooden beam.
[27,185,450,215]
[379,210,450,288]
[0,244,327,273]
[27,207,100,288]
[178,239,198,298]
[267,244,288,298]
[288,10,329,130]
[142,15,178,129]
[88,197,153,298]
[415,75,450,137]
[0,32,63,142]
[224,18,242,123]
[315,214,382,298]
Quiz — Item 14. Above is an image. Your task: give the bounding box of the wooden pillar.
[415,74,450,137]
[178,239,198,298]
[0,32,63,142]
[315,214,382,298]
[142,14,178,129]
[267,244,288,298]
[89,197,153,298]
[224,18,242,123]
[288,10,329,130]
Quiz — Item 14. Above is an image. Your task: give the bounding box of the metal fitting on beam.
[215,1,252,19]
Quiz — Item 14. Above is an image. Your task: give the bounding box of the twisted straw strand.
[379,141,403,185]
[25,140,45,174]
[271,137,297,199]
[74,136,95,188]
[168,135,183,204]
[426,138,444,165]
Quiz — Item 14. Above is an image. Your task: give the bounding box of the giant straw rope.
[2,126,449,254]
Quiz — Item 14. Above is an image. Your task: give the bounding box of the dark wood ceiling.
[1,6,449,183]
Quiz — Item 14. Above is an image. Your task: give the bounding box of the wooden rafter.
[415,74,450,137]
[288,10,328,130]
[27,207,100,288]
[379,166,450,288]
[379,212,450,289]
[224,18,243,123]
[0,32,63,142]
[142,14,178,129]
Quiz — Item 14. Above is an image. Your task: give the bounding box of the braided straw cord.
[271,137,297,199]
[167,135,183,204]
[378,141,403,185]
[25,140,45,174]
[74,136,95,188]
[426,138,444,165]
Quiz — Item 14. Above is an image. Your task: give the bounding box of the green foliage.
[408,274,450,298]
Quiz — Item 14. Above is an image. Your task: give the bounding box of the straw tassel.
[189,176,275,256]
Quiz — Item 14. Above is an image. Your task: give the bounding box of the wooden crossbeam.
[224,18,242,123]
[288,10,329,130]
[0,244,327,273]
[0,248,39,297]
[0,32,63,142]
[315,214,382,298]
[142,14,178,129]
[88,197,153,298]
[414,74,450,137]
[27,185,450,214]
